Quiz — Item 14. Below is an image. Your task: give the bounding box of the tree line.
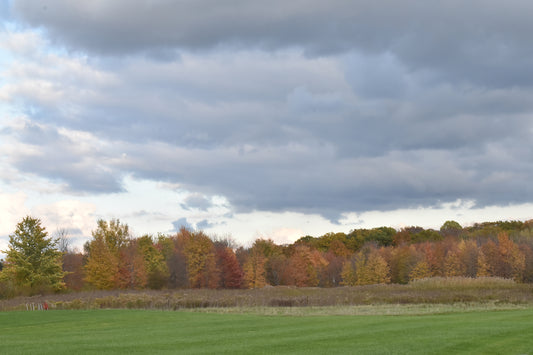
[1,216,533,297]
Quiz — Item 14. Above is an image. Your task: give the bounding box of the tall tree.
[180,229,219,288]
[84,219,130,289]
[84,235,118,289]
[354,249,390,285]
[215,246,244,289]
[0,216,65,294]
[320,249,346,287]
[62,251,85,291]
[444,250,466,277]
[389,245,419,284]
[409,261,432,281]
[92,219,129,253]
[243,246,267,288]
[159,234,188,289]
[340,258,357,286]
[440,220,463,237]
[116,239,147,289]
[282,245,327,287]
[496,232,525,281]
[138,235,169,289]
[459,239,479,278]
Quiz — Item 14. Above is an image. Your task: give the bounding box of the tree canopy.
[0,216,65,295]
[2,216,533,297]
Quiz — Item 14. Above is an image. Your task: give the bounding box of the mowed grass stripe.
[1,309,533,354]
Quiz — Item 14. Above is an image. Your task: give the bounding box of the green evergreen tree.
[0,216,65,294]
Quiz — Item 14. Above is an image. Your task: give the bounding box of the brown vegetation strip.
[2,277,533,311]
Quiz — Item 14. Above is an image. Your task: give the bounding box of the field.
[2,278,533,354]
[1,308,533,354]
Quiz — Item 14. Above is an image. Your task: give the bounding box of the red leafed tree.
[327,239,351,257]
[418,242,445,277]
[116,239,147,289]
[216,247,243,289]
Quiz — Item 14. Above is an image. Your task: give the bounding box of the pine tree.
[0,216,65,294]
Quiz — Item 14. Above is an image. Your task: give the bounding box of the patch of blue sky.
[0,0,11,21]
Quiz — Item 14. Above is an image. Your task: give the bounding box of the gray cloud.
[196,219,215,230]
[2,122,124,193]
[3,1,533,222]
[172,218,192,232]
[12,0,533,88]
[180,193,213,211]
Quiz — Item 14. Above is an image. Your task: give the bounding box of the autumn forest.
[1,217,533,297]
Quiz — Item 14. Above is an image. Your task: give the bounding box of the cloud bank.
[1,0,532,231]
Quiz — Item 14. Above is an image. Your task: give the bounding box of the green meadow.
[1,308,532,354]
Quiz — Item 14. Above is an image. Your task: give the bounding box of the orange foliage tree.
[84,219,130,290]
[496,232,525,280]
[243,247,267,288]
[179,229,219,288]
[116,239,147,289]
[84,235,119,289]
[282,245,328,287]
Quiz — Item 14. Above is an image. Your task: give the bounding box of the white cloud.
[32,200,96,235]
[0,191,29,237]
[340,201,533,231]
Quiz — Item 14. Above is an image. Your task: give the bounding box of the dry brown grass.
[2,277,532,312]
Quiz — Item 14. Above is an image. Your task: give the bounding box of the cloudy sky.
[1,0,533,251]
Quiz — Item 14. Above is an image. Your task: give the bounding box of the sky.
[1,0,533,252]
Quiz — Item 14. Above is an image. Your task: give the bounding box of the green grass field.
[1,308,532,354]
